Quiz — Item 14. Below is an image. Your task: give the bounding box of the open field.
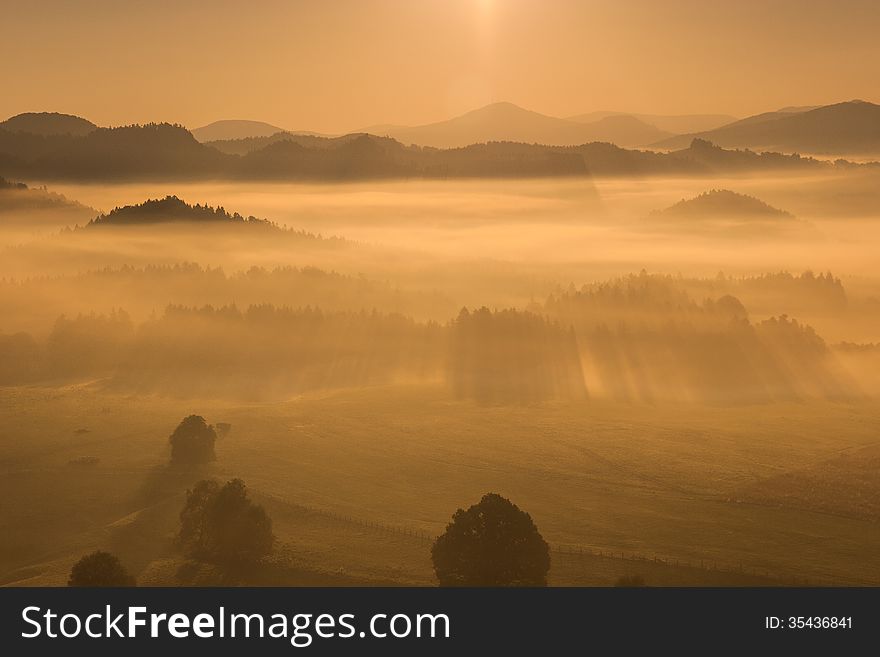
[2,383,878,586]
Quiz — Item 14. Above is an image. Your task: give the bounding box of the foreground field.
[1,383,878,586]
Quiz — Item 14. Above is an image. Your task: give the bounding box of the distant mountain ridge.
[0,124,592,180]
[567,111,737,135]
[6,99,878,157]
[651,101,880,155]
[0,118,873,182]
[360,102,673,148]
[192,120,288,142]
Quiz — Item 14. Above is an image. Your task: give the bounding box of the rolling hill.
[0,176,93,213]
[567,111,737,135]
[88,195,275,227]
[0,112,97,137]
[652,189,794,221]
[651,101,880,155]
[0,122,233,179]
[0,177,97,233]
[361,102,673,148]
[664,138,828,172]
[205,132,365,156]
[191,119,288,142]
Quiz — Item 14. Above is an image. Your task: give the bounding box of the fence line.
[264,494,853,587]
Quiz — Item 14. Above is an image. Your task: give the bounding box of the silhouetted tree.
[178,478,273,564]
[169,415,217,465]
[432,493,550,586]
[67,551,135,587]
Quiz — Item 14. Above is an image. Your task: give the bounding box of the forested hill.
[0,112,97,137]
[651,100,880,155]
[654,190,795,220]
[0,176,95,214]
[89,196,276,227]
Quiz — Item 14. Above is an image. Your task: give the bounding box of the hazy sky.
[3,0,879,132]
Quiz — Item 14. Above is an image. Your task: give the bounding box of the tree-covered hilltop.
[653,189,795,220]
[0,176,95,216]
[88,195,276,227]
[0,122,232,180]
[0,112,96,137]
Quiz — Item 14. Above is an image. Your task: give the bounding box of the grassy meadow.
[2,382,878,586]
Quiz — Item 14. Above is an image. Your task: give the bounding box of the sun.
[474,0,495,16]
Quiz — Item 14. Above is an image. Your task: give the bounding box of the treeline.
[117,304,445,398]
[0,122,857,182]
[700,270,848,315]
[450,308,586,403]
[550,270,849,322]
[545,272,748,329]
[0,305,447,397]
[545,274,853,401]
[0,304,584,402]
[0,263,457,329]
[123,305,582,402]
[0,270,865,401]
[0,309,133,383]
[576,316,844,402]
[0,175,94,214]
[0,294,858,402]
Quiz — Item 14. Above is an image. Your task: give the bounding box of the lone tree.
[178,478,273,564]
[68,551,136,587]
[432,493,550,586]
[169,415,217,465]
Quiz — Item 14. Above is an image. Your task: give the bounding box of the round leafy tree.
[432,493,550,586]
[179,478,273,564]
[68,551,136,587]
[169,415,217,465]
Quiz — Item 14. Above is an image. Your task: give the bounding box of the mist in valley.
[3,156,880,590]
[5,0,880,589]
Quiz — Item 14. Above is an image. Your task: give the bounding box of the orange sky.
[3,0,879,132]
